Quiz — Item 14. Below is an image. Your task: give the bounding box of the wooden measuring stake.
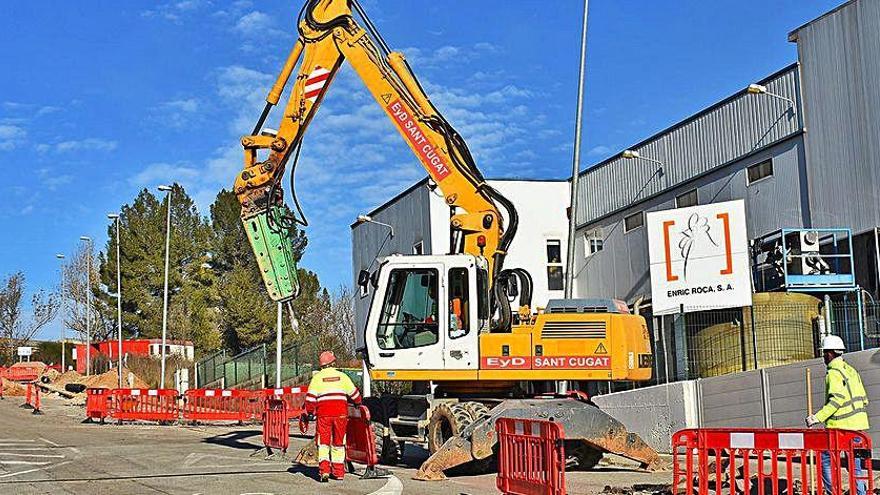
[807,367,815,494]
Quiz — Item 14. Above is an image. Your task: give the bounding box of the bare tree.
[0,272,60,364]
[328,286,357,361]
[59,246,114,344]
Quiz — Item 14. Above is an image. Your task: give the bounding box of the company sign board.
[647,200,752,315]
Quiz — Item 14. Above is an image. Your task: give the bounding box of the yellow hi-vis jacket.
[305,367,361,417]
[815,357,869,431]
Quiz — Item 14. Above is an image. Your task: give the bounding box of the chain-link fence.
[656,298,880,383]
[194,336,323,389]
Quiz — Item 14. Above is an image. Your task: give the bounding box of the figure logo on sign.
[663,212,733,282]
[678,213,718,279]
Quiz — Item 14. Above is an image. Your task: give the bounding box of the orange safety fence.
[23,383,42,414]
[261,386,308,419]
[496,417,566,495]
[262,398,290,455]
[86,388,112,422]
[109,388,180,423]
[183,388,262,424]
[673,428,874,495]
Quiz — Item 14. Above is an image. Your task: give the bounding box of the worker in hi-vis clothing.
[305,351,362,482]
[805,335,869,495]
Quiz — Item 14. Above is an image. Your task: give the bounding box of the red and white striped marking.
[304,66,330,102]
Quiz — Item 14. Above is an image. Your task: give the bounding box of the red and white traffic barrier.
[109,388,179,423]
[673,428,875,495]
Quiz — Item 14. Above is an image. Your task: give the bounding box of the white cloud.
[0,124,26,150]
[50,138,118,153]
[588,145,612,156]
[141,0,210,22]
[151,98,200,128]
[233,11,277,37]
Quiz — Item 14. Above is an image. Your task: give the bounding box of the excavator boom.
[235,0,515,305]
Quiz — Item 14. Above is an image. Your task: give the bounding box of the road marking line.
[0,440,35,443]
[367,475,403,495]
[38,438,60,447]
[0,453,65,458]
[0,461,52,466]
[0,460,73,479]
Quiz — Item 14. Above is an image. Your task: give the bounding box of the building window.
[676,189,698,208]
[624,212,644,233]
[747,159,773,184]
[584,229,603,257]
[412,241,423,255]
[546,240,564,291]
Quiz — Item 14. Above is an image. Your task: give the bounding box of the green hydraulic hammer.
[243,205,300,302]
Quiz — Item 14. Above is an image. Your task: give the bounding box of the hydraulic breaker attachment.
[414,397,665,481]
[242,206,300,302]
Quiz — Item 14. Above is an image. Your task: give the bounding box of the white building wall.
[351,178,570,343]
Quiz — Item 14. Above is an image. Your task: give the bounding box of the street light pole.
[55,254,66,371]
[108,213,123,388]
[80,236,92,376]
[564,0,589,300]
[158,185,173,389]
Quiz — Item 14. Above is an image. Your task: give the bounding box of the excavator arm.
[234,0,518,308]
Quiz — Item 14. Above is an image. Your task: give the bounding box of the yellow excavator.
[234,0,662,479]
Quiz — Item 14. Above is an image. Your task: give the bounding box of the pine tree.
[97,186,219,352]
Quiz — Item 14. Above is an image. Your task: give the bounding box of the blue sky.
[0,0,841,340]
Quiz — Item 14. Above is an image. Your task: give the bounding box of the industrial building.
[350,178,569,340]
[350,0,879,384]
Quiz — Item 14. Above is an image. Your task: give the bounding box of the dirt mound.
[53,370,84,387]
[49,368,148,391]
[41,368,61,382]
[81,368,148,389]
[2,379,27,397]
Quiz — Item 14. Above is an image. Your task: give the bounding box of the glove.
[805,414,820,427]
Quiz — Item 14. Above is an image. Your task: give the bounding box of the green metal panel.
[242,206,300,302]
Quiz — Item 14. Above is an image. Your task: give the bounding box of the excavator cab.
[365,255,488,378]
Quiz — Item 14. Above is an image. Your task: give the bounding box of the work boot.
[330,475,344,481]
[319,473,329,483]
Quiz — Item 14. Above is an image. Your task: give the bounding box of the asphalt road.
[0,394,671,494]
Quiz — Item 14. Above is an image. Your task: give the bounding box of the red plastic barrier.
[496,417,566,495]
[262,398,290,454]
[86,388,112,422]
[262,386,308,419]
[183,389,261,423]
[23,383,41,414]
[109,389,180,423]
[7,367,40,382]
[345,405,379,467]
[673,428,874,495]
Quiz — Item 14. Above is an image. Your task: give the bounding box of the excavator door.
[365,255,483,377]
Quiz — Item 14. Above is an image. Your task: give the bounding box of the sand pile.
[53,370,84,387]
[2,379,27,397]
[41,368,61,382]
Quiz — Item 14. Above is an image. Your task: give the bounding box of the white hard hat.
[820,335,846,352]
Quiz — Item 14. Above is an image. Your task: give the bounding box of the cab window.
[377,268,439,350]
[448,268,470,339]
[477,267,490,332]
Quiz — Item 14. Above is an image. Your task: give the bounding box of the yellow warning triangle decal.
[595,343,608,354]
[381,93,393,104]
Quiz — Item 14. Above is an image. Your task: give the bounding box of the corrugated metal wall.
[575,137,807,301]
[792,0,880,233]
[350,182,433,347]
[575,65,802,227]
